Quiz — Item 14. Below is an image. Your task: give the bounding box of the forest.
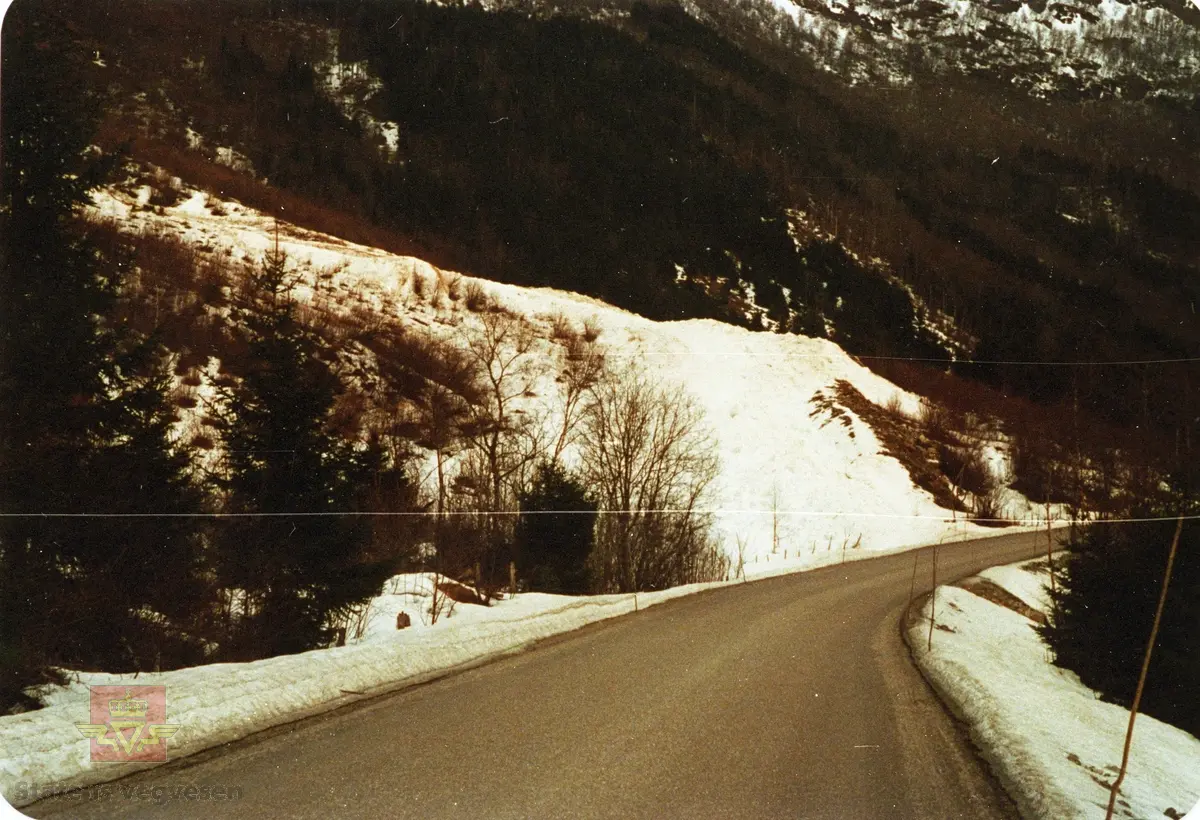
[57,0,1199,445]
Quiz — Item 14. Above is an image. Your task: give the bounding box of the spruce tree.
[213,244,391,659]
[70,351,211,672]
[1,5,208,705]
[1039,507,1198,736]
[515,462,596,594]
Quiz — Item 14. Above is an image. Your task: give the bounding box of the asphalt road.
[27,530,1047,820]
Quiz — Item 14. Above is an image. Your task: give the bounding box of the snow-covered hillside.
[90,179,1046,570]
[483,0,1200,100]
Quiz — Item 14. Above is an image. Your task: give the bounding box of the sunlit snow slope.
[90,182,1043,570]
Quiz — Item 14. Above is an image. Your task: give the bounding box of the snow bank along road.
[25,532,1044,820]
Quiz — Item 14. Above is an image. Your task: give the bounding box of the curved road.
[28,531,1045,820]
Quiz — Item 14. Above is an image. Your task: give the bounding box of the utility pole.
[927,545,939,652]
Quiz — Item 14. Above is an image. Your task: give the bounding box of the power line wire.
[618,351,1200,366]
[2,510,1195,524]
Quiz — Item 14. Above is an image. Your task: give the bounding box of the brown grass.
[130,140,442,263]
[435,580,488,606]
[833,380,967,512]
[956,577,1046,624]
[89,218,238,364]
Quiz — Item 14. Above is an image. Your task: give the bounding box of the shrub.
[147,184,182,208]
[970,485,1009,526]
[883,392,907,420]
[434,269,451,306]
[582,316,603,342]
[410,269,428,302]
[919,398,953,443]
[937,442,994,497]
[463,280,489,312]
[549,312,575,341]
[436,579,487,606]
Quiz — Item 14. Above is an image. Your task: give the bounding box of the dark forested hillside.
[26,0,1200,458]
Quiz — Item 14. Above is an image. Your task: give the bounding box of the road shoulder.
[905,559,1200,820]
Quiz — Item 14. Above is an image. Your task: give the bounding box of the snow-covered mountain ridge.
[472,0,1200,100]
[684,0,1200,100]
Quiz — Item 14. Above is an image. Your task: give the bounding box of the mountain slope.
[50,0,1199,446]
[699,0,1200,100]
[10,0,1198,493]
[89,179,1043,562]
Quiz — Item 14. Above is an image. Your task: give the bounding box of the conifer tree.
[1,5,208,705]
[213,243,391,659]
[72,352,211,672]
[1039,501,1198,736]
[515,462,596,594]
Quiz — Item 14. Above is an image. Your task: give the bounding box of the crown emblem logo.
[76,685,179,762]
[107,690,149,719]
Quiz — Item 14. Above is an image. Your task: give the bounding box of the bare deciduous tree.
[459,312,549,592]
[413,382,473,520]
[462,311,539,512]
[580,362,725,592]
[552,335,606,461]
[734,534,748,582]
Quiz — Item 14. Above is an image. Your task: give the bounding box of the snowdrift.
[908,558,1200,820]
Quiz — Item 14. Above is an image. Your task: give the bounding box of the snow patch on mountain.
[705,0,1200,98]
[315,30,402,161]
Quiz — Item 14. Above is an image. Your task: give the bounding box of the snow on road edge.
[906,559,1200,820]
[1,524,1029,811]
[0,583,721,810]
